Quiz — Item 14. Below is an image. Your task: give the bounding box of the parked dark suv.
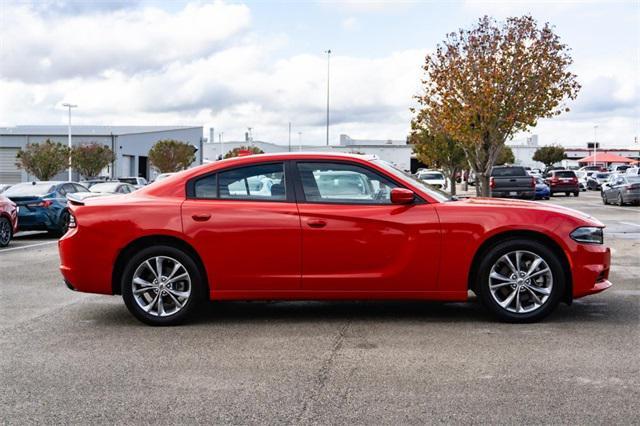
[545,170,579,197]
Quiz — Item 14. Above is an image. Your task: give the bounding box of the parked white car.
[416,170,447,189]
[118,177,148,189]
[625,167,639,176]
[575,171,590,191]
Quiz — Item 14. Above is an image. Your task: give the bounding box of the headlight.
[570,227,603,244]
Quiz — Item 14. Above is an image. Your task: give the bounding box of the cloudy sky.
[0,0,638,147]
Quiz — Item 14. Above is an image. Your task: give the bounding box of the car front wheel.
[476,239,565,323]
[121,245,204,326]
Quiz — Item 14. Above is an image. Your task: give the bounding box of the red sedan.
[59,153,611,325]
[0,194,18,247]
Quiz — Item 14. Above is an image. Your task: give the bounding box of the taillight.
[26,200,52,208]
[68,211,77,228]
[490,177,495,189]
[530,176,535,187]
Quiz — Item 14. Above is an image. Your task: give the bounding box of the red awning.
[577,152,636,164]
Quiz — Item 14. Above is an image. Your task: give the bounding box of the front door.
[182,162,301,293]
[294,161,441,292]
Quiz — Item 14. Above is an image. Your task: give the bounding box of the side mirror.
[390,188,415,204]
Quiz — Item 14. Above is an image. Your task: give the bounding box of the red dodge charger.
[59,153,611,325]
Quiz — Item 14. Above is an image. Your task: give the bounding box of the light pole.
[298,132,302,151]
[218,132,224,160]
[593,125,598,166]
[325,49,331,146]
[288,122,292,152]
[62,103,77,181]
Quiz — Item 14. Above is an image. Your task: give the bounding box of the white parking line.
[619,221,640,228]
[0,241,58,253]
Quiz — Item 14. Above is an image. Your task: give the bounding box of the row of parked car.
[0,174,177,248]
[487,164,640,205]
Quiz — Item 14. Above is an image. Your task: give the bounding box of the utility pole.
[288,122,292,152]
[593,125,598,166]
[219,132,224,160]
[298,132,302,151]
[62,103,77,181]
[325,49,331,146]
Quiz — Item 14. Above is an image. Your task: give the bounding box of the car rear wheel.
[476,239,565,323]
[0,217,12,247]
[121,245,204,326]
[617,194,624,206]
[573,191,579,197]
[49,210,70,237]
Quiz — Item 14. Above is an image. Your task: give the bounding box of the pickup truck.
[489,166,535,199]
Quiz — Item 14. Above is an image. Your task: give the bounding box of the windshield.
[595,173,610,179]
[373,160,451,202]
[90,183,120,193]
[555,171,576,178]
[119,178,138,184]
[4,183,56,197]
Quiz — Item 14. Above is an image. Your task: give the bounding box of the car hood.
[454,197,602,226]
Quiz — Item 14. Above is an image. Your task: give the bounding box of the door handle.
[306,218,327,228]
[192,213,211,222]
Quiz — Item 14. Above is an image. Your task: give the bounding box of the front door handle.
[192,213,211,222]
[306,218,327,228]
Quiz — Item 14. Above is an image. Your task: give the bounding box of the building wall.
[0,127,202,183]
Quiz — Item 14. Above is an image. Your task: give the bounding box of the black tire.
[565,192,570,196]
[476,239,565,323]
[121,245,204,326]
[0,216,12,247]
[617,194,624,206]
[602,193,608,205]
[48,210,70,238]
[573,191,579,197]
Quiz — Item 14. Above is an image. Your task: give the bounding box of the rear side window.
[491,167,527,177]
[192,163,287,201]
[555,171,576,178]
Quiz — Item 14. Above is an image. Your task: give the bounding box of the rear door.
[294,160,441,292]
[182,161,302,292]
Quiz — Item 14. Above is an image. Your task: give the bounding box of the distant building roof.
[0,125,201,136]
[577,152,636,164]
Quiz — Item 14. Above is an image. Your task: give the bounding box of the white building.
[203,133,413,171]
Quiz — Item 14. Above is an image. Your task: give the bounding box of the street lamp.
[62,103,77,181]
[298,131,302,151]
[593,125,598,167]
[325,49,331,146]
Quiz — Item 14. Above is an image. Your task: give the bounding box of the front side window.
[297,162,397,204]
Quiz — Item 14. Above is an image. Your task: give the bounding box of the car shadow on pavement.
[85,293,633,328]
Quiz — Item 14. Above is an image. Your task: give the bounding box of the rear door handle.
[192,213,211,222]
[306,219,327,228]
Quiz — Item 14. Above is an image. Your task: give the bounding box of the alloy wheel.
[131,256,192,317]
[0,218,11,246]
[488,250,553,314]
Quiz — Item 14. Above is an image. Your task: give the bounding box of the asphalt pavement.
[1,190,638,424]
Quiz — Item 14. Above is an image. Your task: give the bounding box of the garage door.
[0,148,22,183]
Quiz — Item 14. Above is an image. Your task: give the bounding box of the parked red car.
[0,194,18,247]
[59,153,611,325]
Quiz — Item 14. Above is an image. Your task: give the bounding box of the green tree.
[71,143,114,179]
[496,146,515,165]
[413,15,580,196]
[532,145,565,166]
[148,139,196,173]
[224,146,264,159]
[410,128,466,195]
[15,139,70,181]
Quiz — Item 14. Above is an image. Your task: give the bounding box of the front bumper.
[571,244,612,299]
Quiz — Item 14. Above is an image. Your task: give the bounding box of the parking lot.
[1,190,638,424]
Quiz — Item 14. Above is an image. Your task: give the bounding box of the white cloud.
[0,1,251,82]
[341,17,359,31]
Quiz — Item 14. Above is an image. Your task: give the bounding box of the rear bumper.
[550,184,579,193]
[58,227,114,295]
[490,190,535,198]
[17,209,59,231]
[622,192,640,203]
